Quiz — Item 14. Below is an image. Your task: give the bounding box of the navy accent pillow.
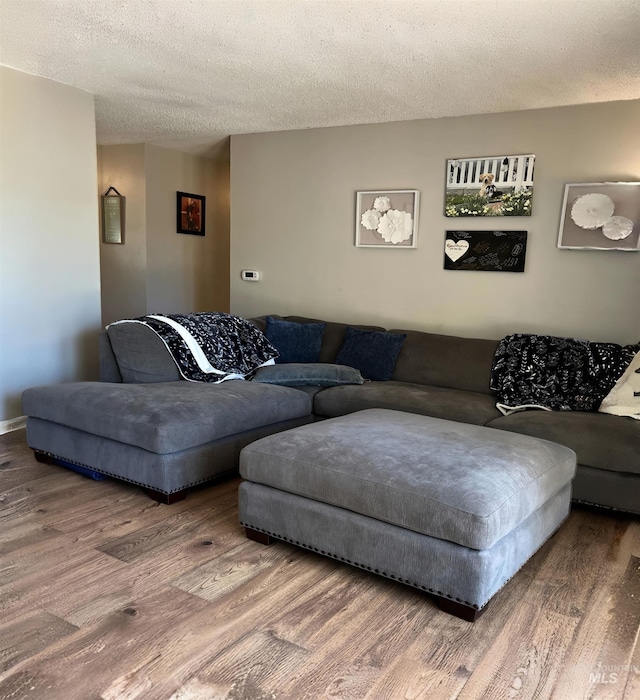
[336,327,406,381]
[252,363,365,387]
[265,317,326,364]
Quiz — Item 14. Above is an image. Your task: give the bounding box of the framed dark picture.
[176,191,205,236]
[444,230,527,272]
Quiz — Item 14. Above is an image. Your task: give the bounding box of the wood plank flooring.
[1,428,638,699]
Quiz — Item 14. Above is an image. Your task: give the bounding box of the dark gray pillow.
[336,327,406,381]
[252,363,365,387]
[265,317,326,363]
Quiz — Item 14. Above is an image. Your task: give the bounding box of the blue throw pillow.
[336,327,406,381]
[252,363,365,387]
[265,317,326,364]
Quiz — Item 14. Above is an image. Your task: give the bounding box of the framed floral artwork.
[557,182,640,251]
[355,190,419,248]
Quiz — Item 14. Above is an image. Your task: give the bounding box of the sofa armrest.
[99,330,123,382]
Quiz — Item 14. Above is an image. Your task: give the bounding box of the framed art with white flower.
[557,182,640,251]
[356,190,419,248]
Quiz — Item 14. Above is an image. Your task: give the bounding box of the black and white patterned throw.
[490,333,639,413]
[110,312,279,383]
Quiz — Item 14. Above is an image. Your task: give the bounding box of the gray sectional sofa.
[22,314,639,513]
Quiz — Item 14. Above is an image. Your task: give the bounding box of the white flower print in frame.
[355,190,420,248]
[557,182,640,251]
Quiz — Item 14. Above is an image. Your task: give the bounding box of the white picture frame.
[355,190,419,248]
[557,182,640,251]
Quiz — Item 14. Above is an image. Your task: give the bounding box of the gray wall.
[145,144,230,315]
[98,144,148,324]
[98,143,230,325]
[230,100,640,344]
[0,67,102,423]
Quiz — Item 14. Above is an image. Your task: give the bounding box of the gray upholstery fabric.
[27,415,313,494]
[98,331,122,382]
[313,381,502,425]
[247,315,278,334]
[239,481,571,609]
[80,313,640,515]
[240,409,576,550]
[572,464,640,514]
[253,363,364,387]
[486,410,640,474]
[286,385,326,399]
[107,323,181,383]
[390,329,499,394]
[23,381,312,454]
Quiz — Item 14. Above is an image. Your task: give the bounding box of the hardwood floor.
[1,428,638,700]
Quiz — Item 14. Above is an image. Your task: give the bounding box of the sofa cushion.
[253,363,364,387]
[265,317,326,364]
[313,380,502,425]
[22,381,312,454]
[486,410,640,474]
[390,329,499,395]
[336,327,406,381]
[107,323,181,383]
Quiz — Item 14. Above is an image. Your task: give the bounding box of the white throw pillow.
[599,351,640,420]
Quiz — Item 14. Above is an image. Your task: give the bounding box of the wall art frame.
[445,154,535,217]
[444,230,527,272]
[176,191,206,236]
[101,186,125,244]
[355,190,419,248]
[557,182,640,251]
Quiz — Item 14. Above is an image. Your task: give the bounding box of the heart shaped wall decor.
[445,239,469,262]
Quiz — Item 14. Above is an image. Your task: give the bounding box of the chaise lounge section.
[22,379,313,503]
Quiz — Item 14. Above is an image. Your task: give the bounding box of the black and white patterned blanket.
[110,313,279,383]
[490,334,639,414]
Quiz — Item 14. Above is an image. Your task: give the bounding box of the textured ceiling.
[1,0,639,156]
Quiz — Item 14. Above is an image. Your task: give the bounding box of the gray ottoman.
[238,409,576,620]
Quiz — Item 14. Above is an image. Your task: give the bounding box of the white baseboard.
[0,416,27,435]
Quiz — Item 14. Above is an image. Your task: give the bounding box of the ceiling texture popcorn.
[0,0,639,156]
